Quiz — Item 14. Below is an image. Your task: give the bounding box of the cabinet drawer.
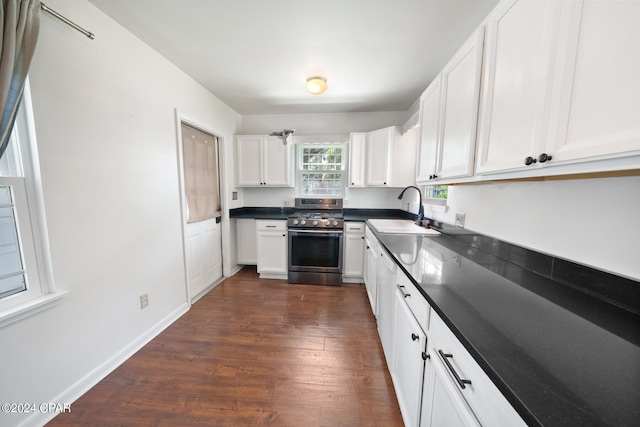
[430,311,526,427]
[345,221,365,233]
[396,269,429,332]
[256,220,287,232]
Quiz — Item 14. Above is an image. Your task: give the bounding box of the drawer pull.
[438,350,472,389]
[397,284,411,298]
[411,333,419,341]
[266,225,276,228]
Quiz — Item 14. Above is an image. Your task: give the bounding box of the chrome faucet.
[397,186,424,224]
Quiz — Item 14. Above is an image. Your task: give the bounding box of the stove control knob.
[332,221,338,226]
[312,220,318,226]
[293,219,299,225]
[325,220,330,226]
[300,220,306,225]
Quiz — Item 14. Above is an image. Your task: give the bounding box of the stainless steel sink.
[368,219,440,235]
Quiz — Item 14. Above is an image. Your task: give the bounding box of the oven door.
[288,229,343,273]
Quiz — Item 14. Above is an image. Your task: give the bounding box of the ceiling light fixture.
[306,76,327,95]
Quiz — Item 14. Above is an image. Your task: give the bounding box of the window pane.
[0,187,27,299]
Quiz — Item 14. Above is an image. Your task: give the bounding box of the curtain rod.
[41,2,95,40]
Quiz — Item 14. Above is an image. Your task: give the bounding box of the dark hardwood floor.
[48,267,403,426]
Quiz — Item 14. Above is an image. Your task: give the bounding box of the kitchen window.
[0,81,64,329]
[297,144,347,197]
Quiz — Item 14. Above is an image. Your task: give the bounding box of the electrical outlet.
[232,191,238,201]
[455,213,466,228]
[140,293,149,309]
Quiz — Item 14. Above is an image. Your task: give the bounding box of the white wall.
[0,1,240,426]
[426,176,640,281]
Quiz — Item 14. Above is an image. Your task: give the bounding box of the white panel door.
[180,122,223,302]
[185,218,222,298]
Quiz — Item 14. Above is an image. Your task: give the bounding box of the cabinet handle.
[383,182,387,185]
[266,225,276,228]
[538,153,553,163]
[397,284,411,298]
[422,352,430,360]
[438,350,472,389]
[411,333,419,341]
[366,246,370,249]
[282,234,286,237]
[524,156,537,166]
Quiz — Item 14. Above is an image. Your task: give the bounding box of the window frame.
[296,142,348,198]
[0,80,66,329]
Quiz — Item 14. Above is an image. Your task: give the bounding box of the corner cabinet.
[417,27,484,184]
[349,126,417,188]
[235,135,294,187]
[348,133,367,187]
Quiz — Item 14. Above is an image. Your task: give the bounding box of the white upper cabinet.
[236,135,293,187]
[476,0,640,177]
[350,126,415,188]
[438,27,484,180]
[548,1,640,166]
[366,127,396,186]
[416,28,484,184]
[348,132,367,187]
[476,0,567,174]
[416,77,442,183]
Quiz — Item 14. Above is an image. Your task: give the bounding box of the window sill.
[0,291,69,329]
[425,198,448,212]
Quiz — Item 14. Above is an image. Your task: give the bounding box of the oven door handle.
[289,229,343,235]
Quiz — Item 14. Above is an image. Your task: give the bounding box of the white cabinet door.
[236,136,263,186]
[438,28,484,179]
[262,136,291,186]
[366,127,394,186]
[377,250,397,369]
[349,133,367,187]
[256,221,287,275]
[236,218,257,265]
[476,0,567,174]
[420,347,480,427]
[343,222,365,278]
[236,136,293,187]
[392,288,427,427]
[363,235,379,315]
[416,77,442,183]
[549,1,640,166]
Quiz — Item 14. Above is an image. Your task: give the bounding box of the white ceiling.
[88,0,499,115]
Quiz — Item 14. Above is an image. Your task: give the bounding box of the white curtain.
[0,0,40,158]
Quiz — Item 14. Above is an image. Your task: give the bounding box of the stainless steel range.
[288,198,344,286]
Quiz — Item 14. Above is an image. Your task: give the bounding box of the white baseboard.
[342,276,364,284]
[22,303,190,427]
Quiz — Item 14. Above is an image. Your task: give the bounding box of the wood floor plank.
[48,267,403,426]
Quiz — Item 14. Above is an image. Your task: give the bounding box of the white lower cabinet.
[236,218,257,264]
[363,227,380,315]
[256,220,287,279]
[343,222,366,281]
[421,347,480,427]
[393,286,428,427]
[376,249,397,369]
[423,311,527,427]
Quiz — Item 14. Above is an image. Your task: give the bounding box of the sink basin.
[368,219,441,235]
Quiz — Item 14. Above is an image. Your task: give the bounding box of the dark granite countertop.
[369,225,640,427]
[229,207,294,220]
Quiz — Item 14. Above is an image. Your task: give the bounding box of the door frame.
[174,109,228,305]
